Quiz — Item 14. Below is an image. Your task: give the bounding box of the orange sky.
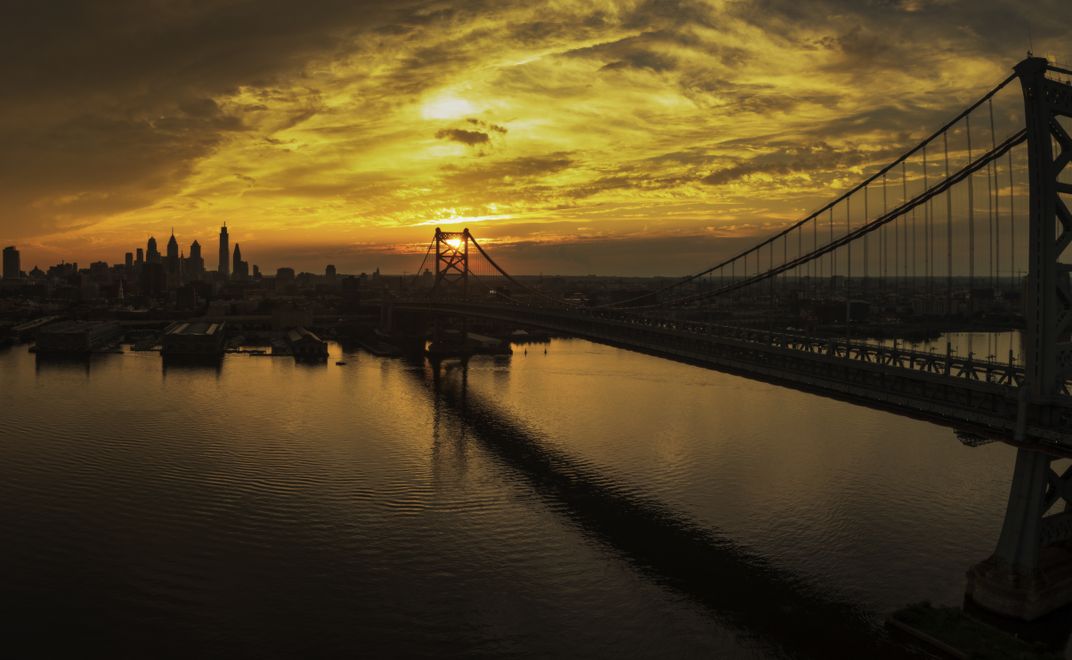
[1,0,1069,275]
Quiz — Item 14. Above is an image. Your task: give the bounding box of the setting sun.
[420,95,476,120]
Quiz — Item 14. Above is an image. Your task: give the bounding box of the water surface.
[0,340,1030,658]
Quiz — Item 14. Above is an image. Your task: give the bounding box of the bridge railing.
[398,294,1072,397]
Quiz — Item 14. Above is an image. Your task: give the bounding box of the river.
[0,338,1034,658]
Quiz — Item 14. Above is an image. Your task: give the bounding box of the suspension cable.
[410,238,435,286]
[467,235,581,308]
[651,129,1026,308]
[595,73,1018,309]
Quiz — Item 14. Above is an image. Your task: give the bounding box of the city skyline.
[2,1,1070,276]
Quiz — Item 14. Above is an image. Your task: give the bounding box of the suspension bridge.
[382,57,1072,621]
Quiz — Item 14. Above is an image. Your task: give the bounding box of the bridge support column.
[967,448,1072,620]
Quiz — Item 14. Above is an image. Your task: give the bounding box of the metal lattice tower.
[434,228,469,300]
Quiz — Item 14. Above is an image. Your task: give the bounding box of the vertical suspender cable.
[1009,149,1015,281]
[967,114,975,298]
[989,99,1000,287]
[923,142,930,287]
[900,160,909,285]
[864,188,870,284]
[847,197,852,298]
[986,150,994,289]
[944,131,953,315]
[882,173,888,286]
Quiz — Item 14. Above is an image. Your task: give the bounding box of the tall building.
[147,237,160,264]
[232,243,249,280]
[124,252,134,271]
[135,248,144,270]
[218,224,229,278]
[187,240,204,279]
[2,245,20,279]
[165,231,181,285]
[325,264,337,281]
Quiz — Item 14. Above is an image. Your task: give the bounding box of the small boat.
[335,360,347,366]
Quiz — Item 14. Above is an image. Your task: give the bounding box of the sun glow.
[421,95,476,120]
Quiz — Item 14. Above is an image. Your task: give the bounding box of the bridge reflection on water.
[420,357,911,658]
[386,57,1072,622]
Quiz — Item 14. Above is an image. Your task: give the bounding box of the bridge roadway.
[392,299,1072,452]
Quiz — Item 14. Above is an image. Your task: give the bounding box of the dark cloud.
[601,50,678,73]
[700,142,898,186]
[0,0,430,238]
[442,154,574,187]
[436,128,491,145]
[466,118,507,133]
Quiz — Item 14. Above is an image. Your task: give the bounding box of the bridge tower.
[434,227,470,299]
[967,58,1072,620]
[429,227,470,354]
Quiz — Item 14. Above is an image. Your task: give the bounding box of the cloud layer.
[2,0,1069,274]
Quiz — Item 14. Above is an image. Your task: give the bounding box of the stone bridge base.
[967,546,1072,620]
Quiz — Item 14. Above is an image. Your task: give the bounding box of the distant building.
[146,237,160,264]
[218,224,229,278]
[276,267,295,284]
[272,302,312,330]
[141,262,166,298]
[135,248,144,271]
[176,284,200,310]
[166,230,179,262]
[162,321,226,358]
[36,321,122,354]
[187,240,205,279]
[124,252,134,271]
[287,327,328,360]
[3,245,20,279]
[325,264,337,281]
[232,243,249,280]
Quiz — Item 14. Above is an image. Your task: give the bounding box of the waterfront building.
[162,321,226,358]
[286,327,328,361]
[36,321,122,354]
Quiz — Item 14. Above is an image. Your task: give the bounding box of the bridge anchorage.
[389,57,1072,620]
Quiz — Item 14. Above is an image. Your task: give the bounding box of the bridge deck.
[393,300,1072,453]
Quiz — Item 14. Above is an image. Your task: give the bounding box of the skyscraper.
[125,252,134,271]
[218,224,229,278]
[3,245,20,279]
[166,230,180,278]
[136,248,144,269]
[188,240,204,279]
[147,237,160,264]
[232,243,249,280]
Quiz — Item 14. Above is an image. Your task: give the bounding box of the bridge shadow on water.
[414,357,925,660]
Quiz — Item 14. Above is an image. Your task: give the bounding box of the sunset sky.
[2,0,1069,275]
